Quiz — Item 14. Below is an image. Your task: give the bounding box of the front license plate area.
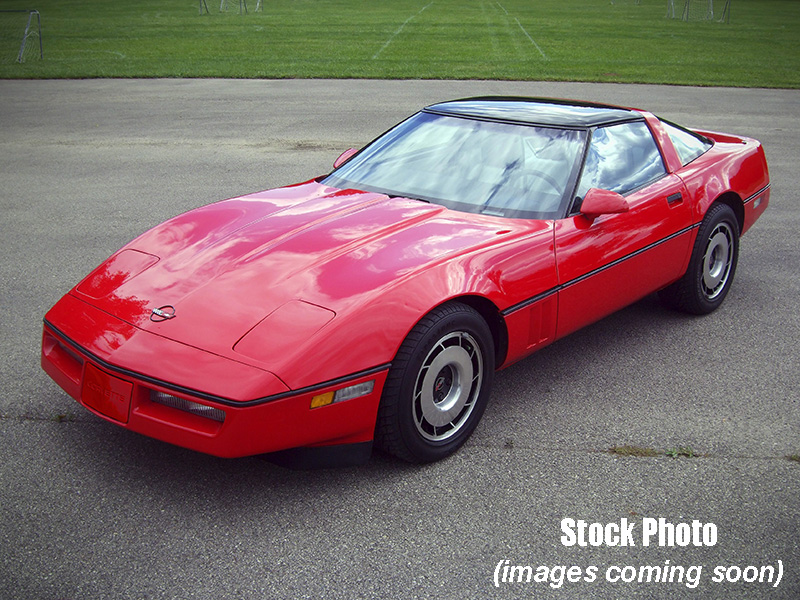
[82,363,133,423]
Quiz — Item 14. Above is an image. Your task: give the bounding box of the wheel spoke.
[413,331,483,441]
[702,224,733,299]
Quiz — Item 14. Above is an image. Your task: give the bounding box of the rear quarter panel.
[678,130,770,234]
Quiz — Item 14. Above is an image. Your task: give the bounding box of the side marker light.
[310,380,375,409]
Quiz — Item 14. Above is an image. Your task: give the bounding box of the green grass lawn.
[0,0,798,87]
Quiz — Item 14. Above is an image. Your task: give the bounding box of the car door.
[554,120,693,339]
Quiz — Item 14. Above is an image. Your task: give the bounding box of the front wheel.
[375,302,495,463]
[659,203,740,315]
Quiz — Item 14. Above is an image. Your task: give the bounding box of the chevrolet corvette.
[41,97,770,466]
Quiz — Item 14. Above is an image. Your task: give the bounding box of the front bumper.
[41,296,388,459]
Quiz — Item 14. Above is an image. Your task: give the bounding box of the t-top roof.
[424,97,641,128]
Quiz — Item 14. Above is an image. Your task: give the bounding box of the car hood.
[71,180,523,371]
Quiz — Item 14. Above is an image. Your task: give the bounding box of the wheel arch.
[708,192,744,235]
[437,295,508,370]
[659,200,740,315]
[374,294,500,463]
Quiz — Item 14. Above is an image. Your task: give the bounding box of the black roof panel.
[424,97,641,128]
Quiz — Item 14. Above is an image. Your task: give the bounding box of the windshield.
[323,111,587,219]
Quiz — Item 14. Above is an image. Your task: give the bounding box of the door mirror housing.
[580,188,630,218]
[333,148,359,169]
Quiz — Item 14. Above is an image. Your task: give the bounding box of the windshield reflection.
[323,112,587,220]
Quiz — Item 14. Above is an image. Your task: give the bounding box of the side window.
[575,121,667,199]
[661,119,713,166]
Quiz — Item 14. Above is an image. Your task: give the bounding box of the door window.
[575,121,667,200]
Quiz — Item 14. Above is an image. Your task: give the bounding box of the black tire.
[659,203,740,315]
[375,302,495,463]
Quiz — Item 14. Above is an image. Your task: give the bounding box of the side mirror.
[333,148,358,169]
[580,188,629,218]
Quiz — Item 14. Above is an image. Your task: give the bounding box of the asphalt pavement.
[1,79,798,599]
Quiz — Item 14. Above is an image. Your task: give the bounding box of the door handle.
[667,192,683,205]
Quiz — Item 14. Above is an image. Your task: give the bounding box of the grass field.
[0,0,798,87]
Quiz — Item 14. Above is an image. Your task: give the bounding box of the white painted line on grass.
[514,17,548,60]
[373,2,434,60]
[496,1,548,60]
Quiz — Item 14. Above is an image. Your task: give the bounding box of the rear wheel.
[375,302,494,463]
[659,203,739,315]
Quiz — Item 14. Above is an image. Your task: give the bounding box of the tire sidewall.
[393,304,494,463]
[689,204,740,314]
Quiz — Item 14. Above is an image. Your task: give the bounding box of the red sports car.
[41,97,770,467]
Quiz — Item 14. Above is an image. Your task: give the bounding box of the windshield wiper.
[390,195,429,203]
